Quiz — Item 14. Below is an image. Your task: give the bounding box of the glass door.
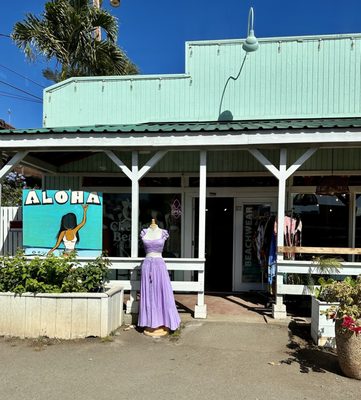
[233,198,276,291]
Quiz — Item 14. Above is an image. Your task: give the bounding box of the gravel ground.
[0,319,360,400]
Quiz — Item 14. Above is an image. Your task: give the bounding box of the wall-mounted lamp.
[242,7,259,53]
[218,7,259,120]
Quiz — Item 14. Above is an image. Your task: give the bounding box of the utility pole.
[93,0,101,40]
[93,0,121,41]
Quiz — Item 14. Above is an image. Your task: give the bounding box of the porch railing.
[58,257,207,318]
[0,207,207,318]
[274,246,361,318]
[276,259,361,297]
[0,207,22,255]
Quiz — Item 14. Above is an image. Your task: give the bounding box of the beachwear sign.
[22,190,103,257]
[242,203,271,282]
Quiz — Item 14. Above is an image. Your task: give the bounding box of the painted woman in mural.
[48,205,88,255]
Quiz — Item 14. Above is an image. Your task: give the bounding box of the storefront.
[38,147,361,298]
[2,33,361,318]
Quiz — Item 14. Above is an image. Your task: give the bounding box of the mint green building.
[2,33,361,318]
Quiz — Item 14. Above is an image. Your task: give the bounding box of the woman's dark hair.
[57,213,80,242]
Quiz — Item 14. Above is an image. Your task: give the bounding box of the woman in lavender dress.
[138,220,181,336]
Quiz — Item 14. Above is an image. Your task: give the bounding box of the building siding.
[44,34,361,128]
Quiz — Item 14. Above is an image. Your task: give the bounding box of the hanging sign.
[242,204,271,283]
[22,190,103,257]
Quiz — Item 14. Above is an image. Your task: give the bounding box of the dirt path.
[0,320,360,400]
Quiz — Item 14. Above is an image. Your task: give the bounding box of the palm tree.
[12,0,138,83]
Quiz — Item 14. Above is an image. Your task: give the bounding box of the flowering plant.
[320,276,361,334]
[1,171,27,206]
[5,171,26,186]
[340,316,361,334]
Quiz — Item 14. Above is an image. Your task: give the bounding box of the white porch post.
[0,182,2,256]
[0,151,28,256]
[105,149,168,314]
[127,151,140,313]
[0,152,2,256]
[273,148,287,319]
[131,151,139,258]
[0,151,29,180]
[248,147,317,319]
[195,150,207,318]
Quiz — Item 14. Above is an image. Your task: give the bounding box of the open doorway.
[194,198,234,292]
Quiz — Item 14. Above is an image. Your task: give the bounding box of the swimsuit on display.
[138,228,181,331]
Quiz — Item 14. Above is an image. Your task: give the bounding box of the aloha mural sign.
[23,190,102,257]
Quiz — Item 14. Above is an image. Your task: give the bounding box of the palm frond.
[12,0,138,81]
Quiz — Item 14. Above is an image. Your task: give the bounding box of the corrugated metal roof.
[2,118,361,136]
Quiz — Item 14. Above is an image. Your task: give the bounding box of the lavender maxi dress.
[138,228,181,331]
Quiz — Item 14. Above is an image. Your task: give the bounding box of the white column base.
[126,299,139,314]
[194,304,207,319]
[272,303,287,319]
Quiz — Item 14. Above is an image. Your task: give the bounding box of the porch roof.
[2,117,361,135]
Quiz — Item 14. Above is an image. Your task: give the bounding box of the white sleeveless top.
[63,236,77,250]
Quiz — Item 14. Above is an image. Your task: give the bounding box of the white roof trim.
[1,129,361,150]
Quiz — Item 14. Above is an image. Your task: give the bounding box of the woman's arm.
[48,230,65,254]
[74,204,88,233]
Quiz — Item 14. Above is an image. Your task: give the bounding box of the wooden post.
[195,150,207,318]
[104,149,169,315]
[0,182,2,256]
[127,151,139,314]
[273,148,287,319]
[131,151,139,258]
[248,147,317,319]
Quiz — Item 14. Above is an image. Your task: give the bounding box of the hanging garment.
[138,228,181,331]
[284,216,297,259]
[267,220,278,291]
[255,220,266,266]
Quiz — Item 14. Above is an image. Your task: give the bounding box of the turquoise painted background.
[22,190,103,256]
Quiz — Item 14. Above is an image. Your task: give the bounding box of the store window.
[354,194,361,250]
[103,193,182,257]
[292,193,349,258]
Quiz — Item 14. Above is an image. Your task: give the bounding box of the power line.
[0,80,42,101]
[0,63,45,89]
[0,32,46,90]
[0,91,42,104]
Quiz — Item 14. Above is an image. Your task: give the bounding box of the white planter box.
[311,296,339,348]
[0,286,124,339]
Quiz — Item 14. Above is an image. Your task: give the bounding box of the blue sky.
[0,0,360,128]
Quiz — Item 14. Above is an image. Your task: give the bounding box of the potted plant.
[310,257,342,347]
[320,276,361,380]
[311,277,340,347]
[0,251,124,339]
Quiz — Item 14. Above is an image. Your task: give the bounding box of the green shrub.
[0,251,110,294]
[321,276,361,321]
